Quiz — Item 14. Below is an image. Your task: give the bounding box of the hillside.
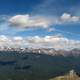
[0,50,80,80]
[50,70,80,80]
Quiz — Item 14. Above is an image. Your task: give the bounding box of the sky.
[0,0,80,49]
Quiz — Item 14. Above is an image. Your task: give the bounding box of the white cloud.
[9,14,51,28]
[27,36,80,50]
[8,13,80,30]
[60,13,80,23]
[0,35,79,50]
[13,36,23,41]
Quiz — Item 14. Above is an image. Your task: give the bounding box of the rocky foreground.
[50,70,80,80]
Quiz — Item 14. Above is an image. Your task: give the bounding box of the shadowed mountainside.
[0,51,80,80]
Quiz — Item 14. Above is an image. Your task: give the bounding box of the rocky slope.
[50,70,80,80]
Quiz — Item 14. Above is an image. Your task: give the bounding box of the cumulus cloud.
[0,13,79,36]
[60,13,80,23]
[13,36,23,41]
[0,35,80,50]
[8,13,80,30]
[27,35,80,50]
[9,14,51,28]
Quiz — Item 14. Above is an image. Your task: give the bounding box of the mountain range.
[0,48,80,80]
[0,47,80,56]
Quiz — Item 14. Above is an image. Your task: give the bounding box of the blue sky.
[0,0,80,40]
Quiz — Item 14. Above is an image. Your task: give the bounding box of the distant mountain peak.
[0,47,80,56]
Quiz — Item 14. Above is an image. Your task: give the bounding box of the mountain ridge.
[0,47,80,56]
